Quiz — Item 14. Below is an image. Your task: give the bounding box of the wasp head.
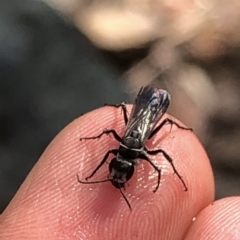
[109,157,134,189]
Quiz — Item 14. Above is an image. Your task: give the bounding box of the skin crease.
[0,106,238,239]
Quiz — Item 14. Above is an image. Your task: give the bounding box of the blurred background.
[1,0,240,213]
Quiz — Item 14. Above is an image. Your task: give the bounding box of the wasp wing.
[124,86,170,142]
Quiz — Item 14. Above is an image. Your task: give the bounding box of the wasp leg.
[144,147,188,191]
[80,129,122,142]
[148,118,193,140]
[139,153,162,193]
[105,102,128,125]
[84,149,118,180]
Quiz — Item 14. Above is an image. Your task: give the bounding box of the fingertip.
[185,197,240,239]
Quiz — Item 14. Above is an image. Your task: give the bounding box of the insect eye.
[109,158,134,181]
[125,165,134,181]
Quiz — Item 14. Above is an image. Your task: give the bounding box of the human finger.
[184,197,240,240]
[0,106,214,240]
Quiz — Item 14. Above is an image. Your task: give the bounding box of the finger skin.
[0,106,214,240]
[185,197,240,240]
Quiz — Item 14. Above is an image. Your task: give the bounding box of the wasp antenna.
[119,184,132,211]
[77,174,111,184]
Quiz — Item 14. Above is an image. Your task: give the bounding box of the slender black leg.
[105,102,128,125]
[139,153,162,193]
[84,149,118,180]
[119,184,132,211]
[77,175,111,184]
[145,147,188,191]
[80,129,122,142]
[148,118,193,140]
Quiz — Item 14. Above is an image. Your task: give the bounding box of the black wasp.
[77,85,192,210]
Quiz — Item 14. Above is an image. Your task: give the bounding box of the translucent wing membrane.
[124,86,170,142]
